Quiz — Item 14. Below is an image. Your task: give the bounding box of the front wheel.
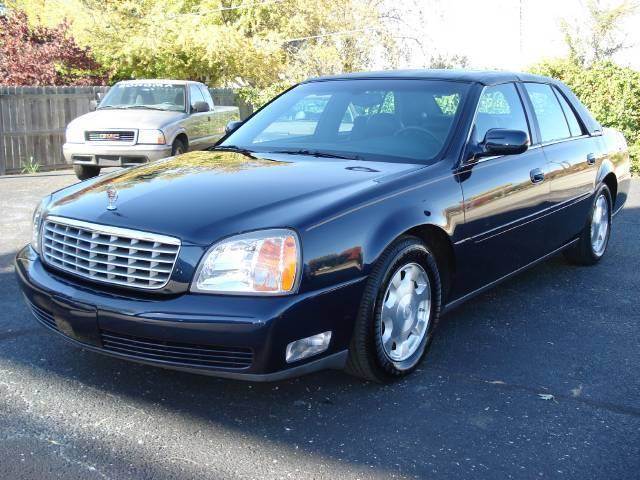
[73,164,100,180]
[171,138,187,156]
[563,184,612,265]
[346,236,442,383]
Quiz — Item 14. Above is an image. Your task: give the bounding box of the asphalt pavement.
[0,171,638,479]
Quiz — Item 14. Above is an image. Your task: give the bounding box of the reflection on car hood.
[48,150,423,245]
[69,109,186,130]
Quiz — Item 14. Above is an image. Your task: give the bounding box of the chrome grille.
[42,216,180,290]
[87,130,136,143]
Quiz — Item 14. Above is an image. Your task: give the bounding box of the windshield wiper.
[271,149,362,160]
[122,105,166,111]
[213,145,253,154]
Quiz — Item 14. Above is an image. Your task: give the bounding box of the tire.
[171,138,187,156]
[563,184,612,265]
[346,236,443,383]
[73,164,100,180]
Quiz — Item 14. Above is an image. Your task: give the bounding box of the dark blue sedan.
[15,70,632,382]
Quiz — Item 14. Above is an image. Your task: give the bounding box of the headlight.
[65,125,84,143]
[137,129,166,145]
[192,229,300,295]
[31,197,50,254]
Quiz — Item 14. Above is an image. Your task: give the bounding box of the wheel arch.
[403,224,456,300]
[597,159,618,208]
[173,132,189,150]
[364,205,457,302]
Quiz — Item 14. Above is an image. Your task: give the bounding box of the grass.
[20,156,40,174]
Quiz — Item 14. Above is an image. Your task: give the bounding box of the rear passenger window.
[524,83,571,143]
[554,88,583,137]
[473,83,529,144]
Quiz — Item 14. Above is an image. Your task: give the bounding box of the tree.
[0,9,105,85]
[561,0,638,66]
[10,0,398,105]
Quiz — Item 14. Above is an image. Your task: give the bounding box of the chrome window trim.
[41,215,181,291]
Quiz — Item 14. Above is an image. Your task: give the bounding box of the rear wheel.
[346,236,442,383]
[563,184,612,265]
[73,164,100,180]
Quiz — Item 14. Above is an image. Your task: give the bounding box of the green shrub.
[530,58,640,175]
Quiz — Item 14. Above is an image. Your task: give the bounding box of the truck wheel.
[563,184,612,265]
[346,236,442,383]
[73,164,100,180]
[171,138,187,156]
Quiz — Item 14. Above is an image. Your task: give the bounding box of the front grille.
[42,216,180,290]
[100,330,254,370]
[87,130,136,142]
[25,297,58,331]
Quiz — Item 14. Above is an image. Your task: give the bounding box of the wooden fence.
[0,86,251,175]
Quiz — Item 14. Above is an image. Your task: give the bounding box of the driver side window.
[474,83,530,144]
[189,84,206,111]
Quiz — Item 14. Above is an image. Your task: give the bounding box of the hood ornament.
[106,186,118,211]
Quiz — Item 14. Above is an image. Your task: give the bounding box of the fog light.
[285,331,331,363]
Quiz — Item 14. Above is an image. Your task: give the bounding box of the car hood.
[47,150,423,246]
[69,109,186,130]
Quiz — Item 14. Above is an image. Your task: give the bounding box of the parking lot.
[0,171,638,479]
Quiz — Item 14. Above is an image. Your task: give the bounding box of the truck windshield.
[99,83,186,112]
[220,79,470,163]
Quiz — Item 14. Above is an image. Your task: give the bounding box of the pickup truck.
[63,80,240,179]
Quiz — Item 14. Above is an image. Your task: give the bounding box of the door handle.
[530,168,545,184]
[586,153,596,165]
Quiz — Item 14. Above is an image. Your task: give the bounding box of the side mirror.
[191,101,210,113]
[225,120,243,135]
[479,128,529,157]
[89,99,98,111]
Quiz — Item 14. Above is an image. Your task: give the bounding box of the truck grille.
[87,130,136,142]
[100,330,254,370]
[41,216,180,290]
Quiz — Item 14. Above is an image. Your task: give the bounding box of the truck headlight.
[31,196,50,254]
[65,125,85,143]
[137,129,166,145]
[192,229,300,295]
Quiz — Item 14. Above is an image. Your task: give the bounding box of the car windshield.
[220,79,470,163]
[99,82,186,112]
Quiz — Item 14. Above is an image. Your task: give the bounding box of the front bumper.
[63,143,172,167]
[15,246,365,381]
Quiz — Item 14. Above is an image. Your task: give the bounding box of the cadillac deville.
[16,70,631,383]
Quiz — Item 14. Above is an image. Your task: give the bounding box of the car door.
[455,82,550,294]
[198,84,224,147]
[522,82,599,249]
[184,84,208,149]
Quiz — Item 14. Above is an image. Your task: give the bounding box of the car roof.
[116,79,202,86]
[305,69,554,86]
